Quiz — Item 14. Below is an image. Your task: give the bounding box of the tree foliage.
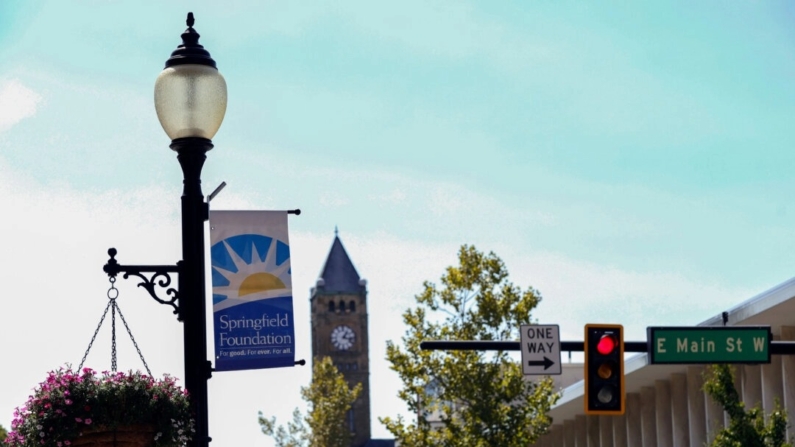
[704,364,791,447]
[381,245,559,447]
[259,356,362,447]
[0,424,7,442]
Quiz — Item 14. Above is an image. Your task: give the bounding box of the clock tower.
[310,232,371,447]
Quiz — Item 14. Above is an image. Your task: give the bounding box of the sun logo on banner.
[211,234,292,308]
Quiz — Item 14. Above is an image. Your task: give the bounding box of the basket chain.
[78,277,153,376]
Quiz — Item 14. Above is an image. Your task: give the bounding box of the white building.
[534,276,795,446]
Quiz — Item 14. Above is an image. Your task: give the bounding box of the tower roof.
[318,234,364,294]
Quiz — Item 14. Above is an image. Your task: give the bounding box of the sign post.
[647,326,771,365]
[521,324,562,375]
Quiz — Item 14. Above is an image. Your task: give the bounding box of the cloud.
[0,79,42,133]
[319,191,350,208]
[369,188,406,206]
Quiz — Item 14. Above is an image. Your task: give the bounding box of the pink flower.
[75,418,82,423]
[64,399,72,405]
[84,419,92,425]
[64,441,71,446]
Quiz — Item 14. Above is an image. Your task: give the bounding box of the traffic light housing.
[584,324,624,415]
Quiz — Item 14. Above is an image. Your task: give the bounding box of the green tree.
[0,423,7,442]
[259,356,362,447]
[704,364,791,447]
[381,245,559,447]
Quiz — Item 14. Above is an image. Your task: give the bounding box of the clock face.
[331,325,355,350]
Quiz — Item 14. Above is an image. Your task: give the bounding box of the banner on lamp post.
[210,211,295,371]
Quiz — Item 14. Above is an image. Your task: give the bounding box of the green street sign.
[647,326,771,364]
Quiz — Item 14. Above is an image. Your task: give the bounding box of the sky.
[2,0,795,444]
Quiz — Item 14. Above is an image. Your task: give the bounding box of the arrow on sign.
[527,357,555,370]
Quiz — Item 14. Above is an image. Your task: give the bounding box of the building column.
[550,425,564,446]
[587,415,600,447]
[704,369,725,443]
[576,414,587,447]
[564,419,576,447]
[599,415,614,446]
[742,364,763,409]
[781,326,795,440]
[655,380,673,447]
[641,386,658,447]
[670,373,689,447]
[626,393,642,447]
[704,367,728,442]
[686,366,706,447]
[762,335,784,417]
[613,411,628,447]
[723,365,743,427]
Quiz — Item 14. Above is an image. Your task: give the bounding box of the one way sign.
[521,324,561,375]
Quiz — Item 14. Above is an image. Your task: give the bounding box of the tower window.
[349,300,356,312]
[329,301,335,312]
[347,409,355,432]
[340,301,346,312]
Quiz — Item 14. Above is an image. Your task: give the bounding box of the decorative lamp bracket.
[103,248,183,320]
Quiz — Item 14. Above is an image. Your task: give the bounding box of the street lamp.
[103,12,225,447]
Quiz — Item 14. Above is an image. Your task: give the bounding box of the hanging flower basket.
[5,368,194,447]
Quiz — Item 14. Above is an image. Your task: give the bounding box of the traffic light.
[584,324,624,415]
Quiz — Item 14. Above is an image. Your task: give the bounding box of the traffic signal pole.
[419,339,795,354]
[422,331,795,418]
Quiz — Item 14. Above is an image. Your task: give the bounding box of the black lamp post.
[103,12,226,447]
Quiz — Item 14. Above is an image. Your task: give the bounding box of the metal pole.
[420,339,795,354]
[173,136,213,447]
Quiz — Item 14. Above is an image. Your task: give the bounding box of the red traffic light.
[585,324,624,415]
[596,335,616,355]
